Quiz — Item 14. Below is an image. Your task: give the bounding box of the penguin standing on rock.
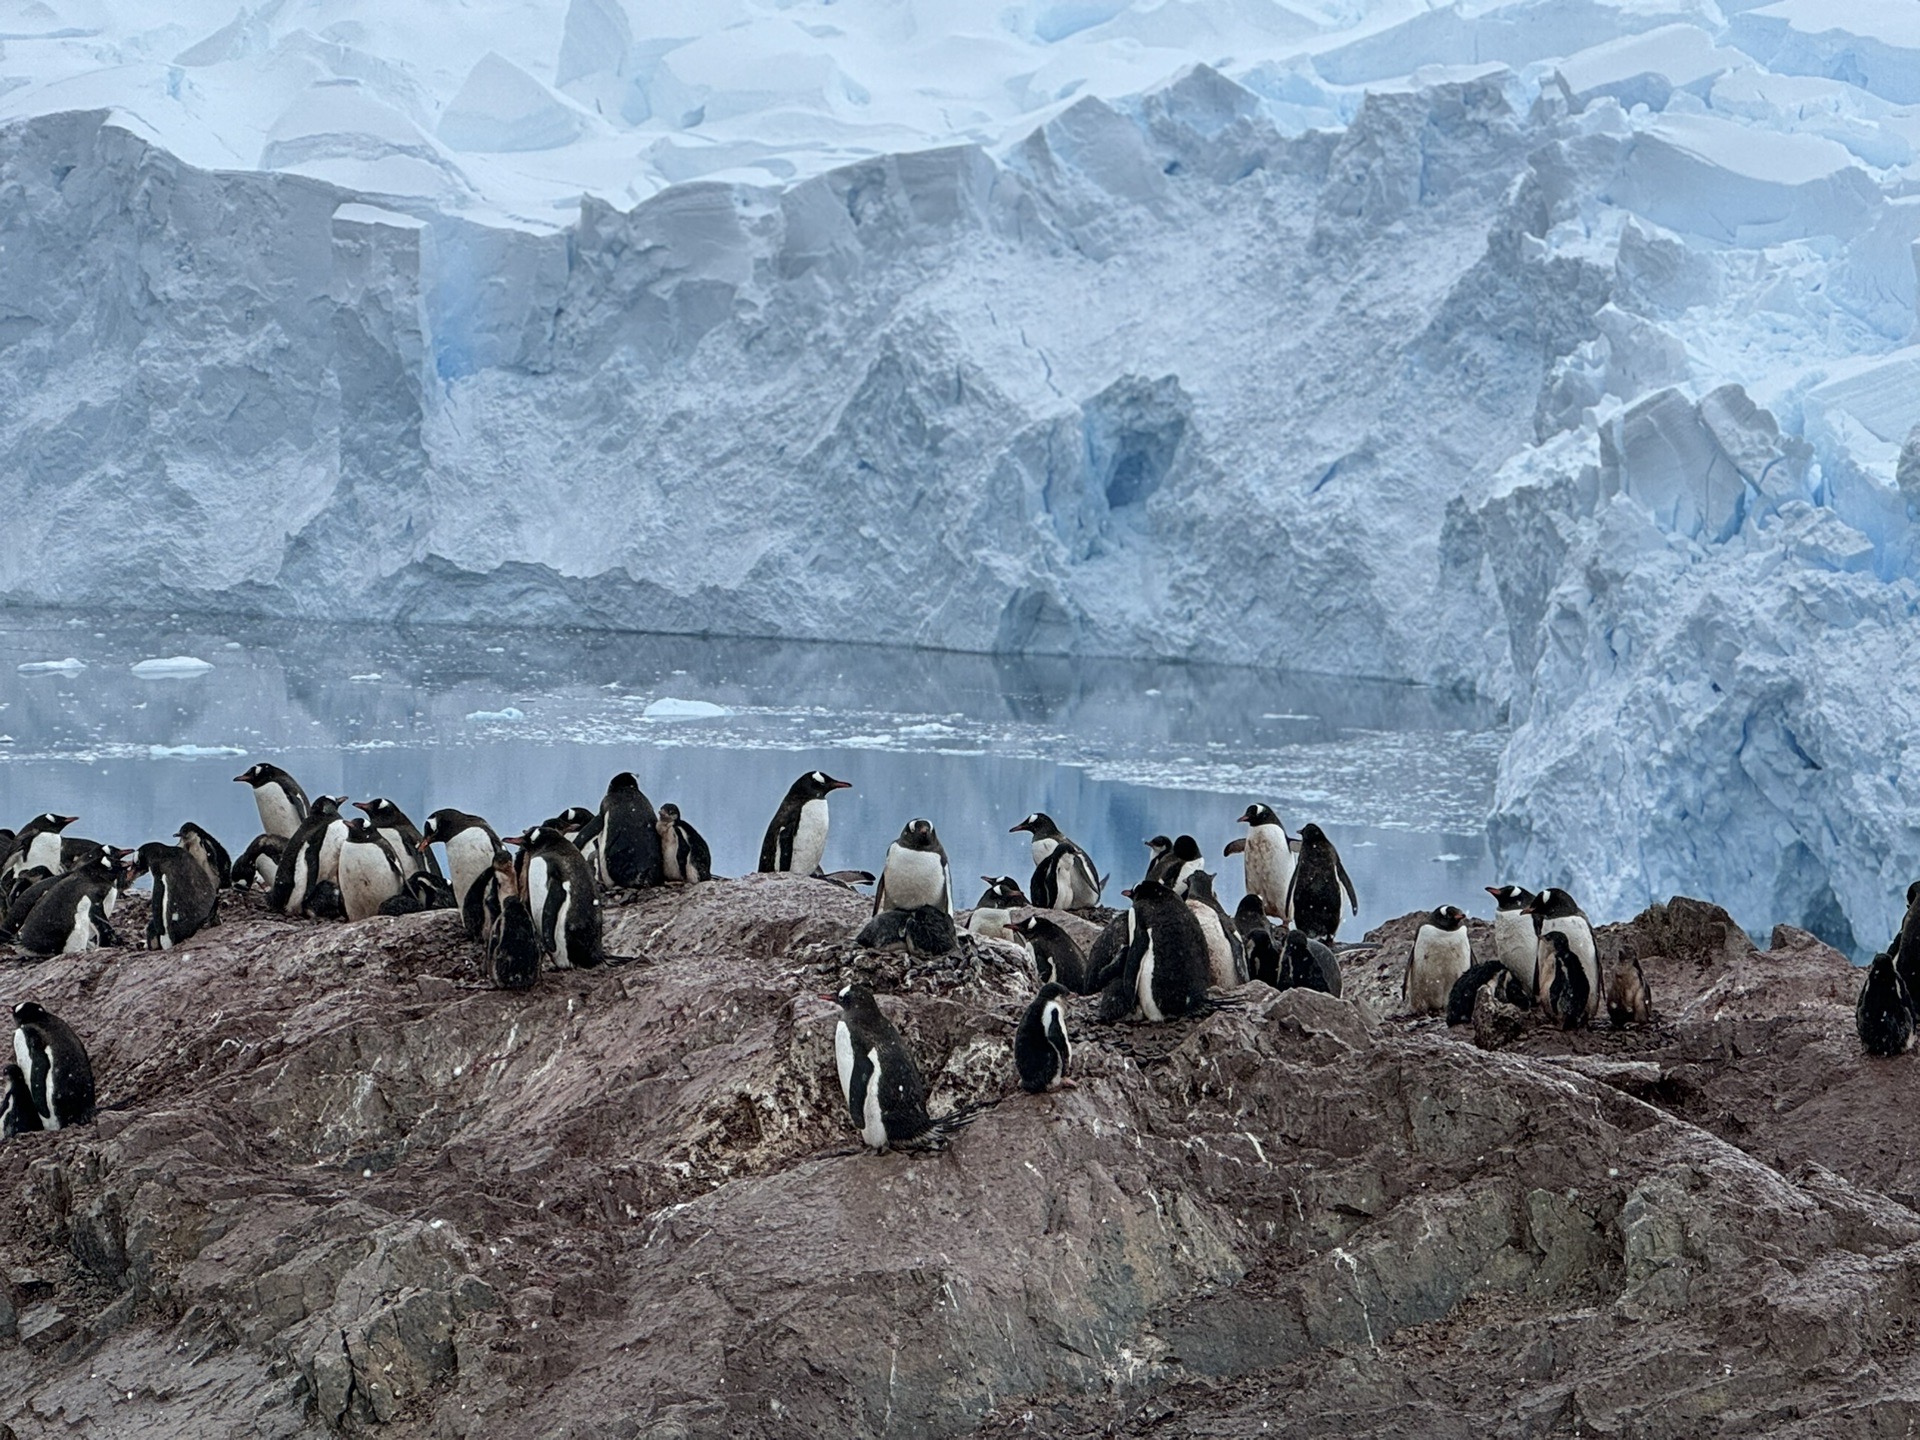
[1013,914,1090,993]
[1285,824,1358,942]
[1014,983,1074,1093]
[233,764,309,839]
[1146,836,1204,896]
[513,825,602,969]
[656,804,712,884]
[419,809,501,939]
[1859,948,1914,1057]
[1485,885,1538,1005]
[1608,948,1653,1027]
[175,823,232,891]
[1234,804,1295,921]
[1183,871,1245,987]
[133,841,218,949]
[1280,929,1342,996]
[1538,931,1591,1030]
[594,772,663,889]
[874,819,951,916]
[1446,960,1512,1026]
[1527,888,1599,1020]
[12,1002,94,1129]
[761,771,851,876]
[354,799,440,880]
[483,848,540,991]
[1404,905,1471,1015]
[269,796,347,918]
[1097,879,1212,1023]
[1010,814,1102,910]
[338,818,405,921]
[1888,881,1920,1019]
[826,982,974,1151]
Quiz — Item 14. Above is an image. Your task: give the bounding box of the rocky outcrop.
[0,879,1912,1437]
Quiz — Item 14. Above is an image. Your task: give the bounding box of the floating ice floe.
[17,658,85,674]
[131,656,214,678]
[641,697,731,720]
[466,707,527,723]
[149,744,246,759]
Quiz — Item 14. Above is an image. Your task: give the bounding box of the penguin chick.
[1539,931,1590,1031]
[12,1001,94,1129]
[657,803,713,884]
[1858,949,1914,1058]
[1608,949,1653,1028]
[1014,982,1074,1093]
[1013,914,1090,993]
[1446,960,1509,1027]
[1280,930,1342,996]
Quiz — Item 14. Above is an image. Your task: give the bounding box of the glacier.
[0,0,1918,947]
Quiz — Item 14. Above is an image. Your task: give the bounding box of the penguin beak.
[501,835,525,847]
[1120,886,1136,900]
[352,800,373,815]
[1484,886,1501,898]
[415,835,433,852]
[828,779,852,792]
[232,772,250,784]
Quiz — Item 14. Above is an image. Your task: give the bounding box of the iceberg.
[131,656,215,678]
[465,707,527,723]
[641,697,731,720]
[17,658,86,674]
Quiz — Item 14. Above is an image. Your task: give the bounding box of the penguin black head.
[353,798,403,824]
[1123,878,1177,907]
[1541,930,1576,961]
[897,818,939,849]
[1906,880,1920,909]
[310,795,345,817]
[1237,804,1281,828]
[25,812,76,833]
[791,771,852,800]
[1143,835,1172,857]
[1033,980,1070,1005]
[1010,813,1060,839]
[1528,888,1583,920]
[1485,884,1535,911]
[1234,893,1266,926]
[825,980,879,1015]
[608,772,641,793]
[543,807,595,833]
[977,875,1029,908]
[342,817,376,842]
[1171,835,1201,862]
[1429,904,1467,930]
[1186,870,1219,902]
[659,804,682,824]
[12,1001,50,1028]
[1298,823,1327,845]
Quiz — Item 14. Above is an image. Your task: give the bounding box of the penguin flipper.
[846,1048,875,1131]
[1335,855,1358,916]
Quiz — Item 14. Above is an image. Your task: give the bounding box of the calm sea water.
[0,610,1505,937]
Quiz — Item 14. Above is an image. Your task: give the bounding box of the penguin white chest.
[1057,852,1099,909]
[1407,926,1472,1012]
[658,825,683,883]
[1028,836,1059,868]
[967,907,1015,941]
[1137,938,1163,1022]
[883,847,947,911]
[315,820,346,887]
[375,828,421,877]
[860,1048,888,1149]
[1492,910,1535,986]
[791,800,829,876]
[834,1020,856,1109]
[526,856,552,943]
[1188,903,1237,988]
[62,900,97,954]
[24,832,63,873]
[1243,827,1294,917]
[339,844,400,921]
[1543,916,1600,1015]
[255,786,302,839]
[446,831,493,909]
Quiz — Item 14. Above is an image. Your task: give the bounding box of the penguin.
[1484,885,1539,1004]
[2,813,77,886]
[1,1062,39,1138]
[855,905,959,959]
[1889,880,1920,1019]
[1608,950,1653,1028]
[1244,928,1282,988]
[1446,959,1510,1026]
[1097,879,1212,1023]
[1145,835,1204,895]
[1085,912,1131,993]
[12,855,120,956]
[0,863,50,913]
[377,870,457,916]
[1010,814,1102,910]
[1279,929,1342,996]
[1538,931,1590,1030]
[594,772,664,889]
[12,1002,94,1129]
[233,833,285,892]
[175,823,232,891]
[1284,824,1358,942]
[1141,836,1174,882]
[965,876,1029,942]
[1183,871,1245,988]
[826,981,973,1151]
[133,841,218,950]
[1012,914,1090,993]
[1858,948,1914,1057]
[513,825,602,969]
[1404,905,1472,1015]
[233,763,309,839]
[1014,983,1074,1093]
[353,799,441,880]
[268,796,348,918]
[418,809,501,940]
[1527,888,1600,1021]
[338,818,405,921]
[0,868,64,940]
[1234,804,1295,921]
[482,848,540,991]
[656,804,713,884]
[1232,893,1276,946]
[874,819,951,916]
[307,880,346,922]
[540,806,597,835]
[760,771,851,876]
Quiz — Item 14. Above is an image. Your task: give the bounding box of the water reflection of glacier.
[0,609,1502,937]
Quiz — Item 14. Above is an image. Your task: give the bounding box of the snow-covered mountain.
[1,0,1917,948]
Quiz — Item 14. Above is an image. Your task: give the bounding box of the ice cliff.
[0,1,1918,946]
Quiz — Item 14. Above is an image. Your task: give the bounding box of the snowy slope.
[1,0,1919,947]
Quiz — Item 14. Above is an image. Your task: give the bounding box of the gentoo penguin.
[482,848,540,991]
[656,804,712,884]
[1,868,64,939]
[1,1062,39,1138]
[1141,836,1174,882]
[1014,983,1074,1093]
[1858,949,1914,1057]
[12,1002,94,1129]
[1608,950,1653,1028]
[856,906,959,958]
[1013,914,1090,993]
[1097,879,1212,1023]
[175,823,232,891]
[1446,960,1510,1026]
[377,871,457,916]
[353,799,441,880]
[233,834,285,891]
[1244,928,1282,987]
[1146,836,1204,895]
[760,771,851,876]
[1010,814,1102,910]
[513,825,602,969]
[1484,885,1538,1004]
[874,819,951,916]
[133,841,218,950]
[966,876,1029,942]
[338,818,405,921]
[1234,804,1295,921]
[1280,929,1342,996]
[1085,913,1131,993]
[233,763,309,839]
[418,809,501,940]
[1527,888,1599,1020]
[1233,893,1275,945]
[594,772,663,889]
[1537,931,1590,1030]
[268,796,347,918]
[13,855,120,956]
[1404,905,1472,1015]
[826,982,972,1151]
[307,881,346,922]
[2,813,77,886]
[1890,880,1920,1019]
[1284,824,1358,942]
[1184,871,1245,988]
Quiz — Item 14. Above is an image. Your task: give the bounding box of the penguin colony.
[5,763,1795,1164]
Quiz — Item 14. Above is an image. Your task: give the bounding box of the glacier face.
[1,0,1919,946]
